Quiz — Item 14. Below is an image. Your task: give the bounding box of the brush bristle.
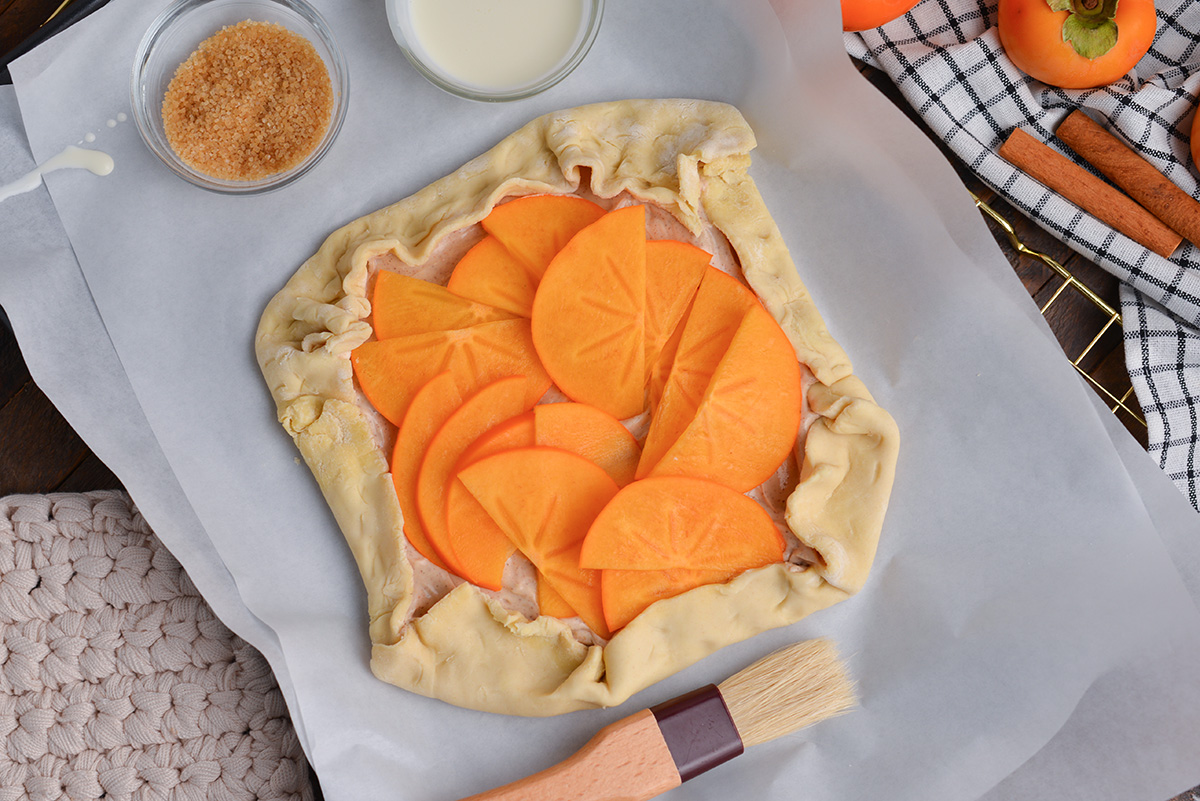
[717,638,856,748]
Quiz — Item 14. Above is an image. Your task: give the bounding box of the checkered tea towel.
[846,0,1200,511]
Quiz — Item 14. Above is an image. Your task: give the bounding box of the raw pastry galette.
[255,99,898,716]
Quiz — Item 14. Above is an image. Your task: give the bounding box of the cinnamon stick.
[998,127,1182,258]
[1057,109,1200,248]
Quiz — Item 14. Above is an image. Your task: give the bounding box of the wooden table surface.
[0,2,1193,800]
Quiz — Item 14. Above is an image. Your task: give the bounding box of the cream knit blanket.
[0,492,313,801]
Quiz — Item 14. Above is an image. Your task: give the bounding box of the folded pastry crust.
[255,99,899,716]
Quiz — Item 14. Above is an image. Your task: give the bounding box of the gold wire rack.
[850,59,1145,433]
[970,191,1147,428]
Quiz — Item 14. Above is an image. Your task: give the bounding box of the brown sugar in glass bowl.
[162,20,333,182]
[131,0,348,194]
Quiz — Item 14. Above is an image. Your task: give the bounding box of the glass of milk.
[386,0,603,101]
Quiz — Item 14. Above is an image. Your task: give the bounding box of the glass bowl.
[130,0,349,194]
[385,0,603,102]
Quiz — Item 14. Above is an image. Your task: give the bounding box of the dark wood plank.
[1035,278,1114,362]
[0,317,32,407]
[0,314,125,493]
[1058,248,1123,303]
[1090,344,1150,449]
[53,450,122,492]
[1031,249,1124,372]
[973,194,1065,297]
[0,380,90,494]
[0,0,59,59]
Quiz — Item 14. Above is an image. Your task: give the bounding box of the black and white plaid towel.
[846,0,1200,511]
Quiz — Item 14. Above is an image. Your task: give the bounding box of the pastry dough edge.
[254,98,899,716]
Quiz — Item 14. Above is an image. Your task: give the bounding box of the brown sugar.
[162,20,333,182]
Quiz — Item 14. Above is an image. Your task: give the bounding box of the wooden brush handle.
[457,709,681,801]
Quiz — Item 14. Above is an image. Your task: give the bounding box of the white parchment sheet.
[5,1,1200,799]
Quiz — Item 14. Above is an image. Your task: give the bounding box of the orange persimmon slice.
[646,301,688,418]
[417,376,538,584]
[457,412,536,469]
[531,205,647,420]
[482,195,607,283]
[447,236,537,317]
[600,567,732,633]
[643,239,709,389]
[457,403,639,487]
[442,412,537,590]
[447,195,606,317]
[350,319,550,426]
[580,476,785,570]
[538,579,577,619]
[533,403,640,487]
[646,304,802,492]
[458,447,619,638]
[371,270,516,339]
[443,480,513,590]
[391,371,467,570]
[580,476,785,632]
[637,267,758,478]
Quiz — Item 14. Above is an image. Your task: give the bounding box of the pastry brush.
[458,638,856,801]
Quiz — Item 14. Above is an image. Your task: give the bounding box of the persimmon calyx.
[1047,0,1120,60]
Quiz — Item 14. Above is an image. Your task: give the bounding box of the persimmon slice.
[447,196,606,317]
[580,476,785,571]
[443,409,534,590]
[586,475,784,632]
[371,270,516,339]
[457,403,639,488]
[533,403,640,487]
[646,304,803,492]
[417,376,540,583]
[482,195,607,282]
[643,240,709,388]
[637,267,758,478]
[457,412,536,469]
[391,371,466,570]
[447,236,537,317]
[458,447,619,638]
[531,205,647,420]
[647,303,688,418]
[351,319,550,426]
[538,579,577,619]
[601,567,731,633]
[443,480,513,590]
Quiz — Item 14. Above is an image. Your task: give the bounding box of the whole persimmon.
[1192,105,1200,172]
[998,0,1156,89]
[842,0,923,31]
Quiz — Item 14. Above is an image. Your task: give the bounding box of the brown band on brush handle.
[998,127,1182,258]
[650,684,745,781]
[1056,110,1200,248]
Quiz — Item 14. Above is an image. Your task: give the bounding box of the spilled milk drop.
[0,146,114,203]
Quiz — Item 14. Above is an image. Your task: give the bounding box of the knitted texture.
[0,492,314,801]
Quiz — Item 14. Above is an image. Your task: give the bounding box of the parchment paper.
[4,1,1200,799]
